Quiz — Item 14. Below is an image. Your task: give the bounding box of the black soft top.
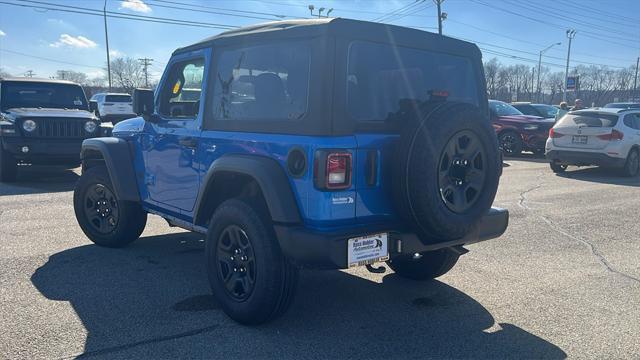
[174,18,481,59]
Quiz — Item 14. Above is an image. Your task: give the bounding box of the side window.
[211,41,311,121]
[518,105,536,116]
[623,114,640,130]
[159,58,205,118]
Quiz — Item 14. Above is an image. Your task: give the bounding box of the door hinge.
[145,173,156,186]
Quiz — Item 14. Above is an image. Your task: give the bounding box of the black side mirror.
[133,88,155,119]
[89,100,98,113]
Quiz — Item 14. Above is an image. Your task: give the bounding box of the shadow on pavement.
[32,232,566,359]
[558,166,640,187]
[504,152,549,164]
[0,165,79,196]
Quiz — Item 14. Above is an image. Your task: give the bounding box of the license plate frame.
[572,135,588,144]
[347,233,389,268]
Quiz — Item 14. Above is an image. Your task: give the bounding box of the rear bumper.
[2,137,82,164]
[274,207,509,269]
[546,150,625,167]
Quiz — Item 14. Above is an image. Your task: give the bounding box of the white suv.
[546,108,640,176]
[89,93,135,125]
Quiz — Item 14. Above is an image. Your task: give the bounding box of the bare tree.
[55,70,88,85]
[0,67,12,78]
[108,57,145,92]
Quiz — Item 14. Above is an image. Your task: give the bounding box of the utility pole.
[537,42,561,103]
[434,0,444,35]
[25,70,35,78]
[531,67,535,101]
[138,58,153,88]
[633,56,639,101]
[103,0,112,91]
[563,29,576,102]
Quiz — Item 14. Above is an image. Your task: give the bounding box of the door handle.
[179,137,198,148]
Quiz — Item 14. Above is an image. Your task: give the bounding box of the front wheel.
[73,165,147,247]
[622,149,640,177]
[550,161,568,174]
[387,248,460,281]
[0,145,18,182]
[499,131,523,156]
[206,199,298,325]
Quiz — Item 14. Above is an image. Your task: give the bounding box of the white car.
[89,93,135,124]
[546,108,640,176]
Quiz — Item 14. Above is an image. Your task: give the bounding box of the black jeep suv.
[0,77,103,181]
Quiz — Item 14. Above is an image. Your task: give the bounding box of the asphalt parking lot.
[1,158,639,359]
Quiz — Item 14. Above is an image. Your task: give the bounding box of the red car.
[489,100,555,155]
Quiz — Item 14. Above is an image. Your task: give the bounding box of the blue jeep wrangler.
[73,18,508,324]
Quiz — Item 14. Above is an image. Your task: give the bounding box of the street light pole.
[103,0,112,91]
[563,29,576,102]
[537,42,561,103]
[633,56,639,101]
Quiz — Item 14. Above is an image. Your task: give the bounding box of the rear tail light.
[314,151,352,190]
[597,129,624,141]
[549,128,564,138]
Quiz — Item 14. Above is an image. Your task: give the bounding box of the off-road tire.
[622,149,640,177]
[206,199,299,325]
[393,101,501,243]
[0,145,18,182]
[74,165,147,247]
[550,161,567,174]
[387,249,460,281]
[498,131,524,156]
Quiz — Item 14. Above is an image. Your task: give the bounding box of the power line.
[502,0,639,42]
[372,1,423,22]
[560,0,639,25]
[143,0,290,22]
[446,19,633,64]
[3,1,237,30]
[469,0,639,49]
[0,49,104,69]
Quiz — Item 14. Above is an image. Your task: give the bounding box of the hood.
[3,107,96,119]
[497,114,545,123]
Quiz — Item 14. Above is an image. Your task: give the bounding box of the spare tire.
[393,101,501,243]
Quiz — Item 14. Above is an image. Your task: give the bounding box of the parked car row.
[0,76,141,181]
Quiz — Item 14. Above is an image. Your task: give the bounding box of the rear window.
[347,41,479,122]
[557,112,619,128]
[105,95,131,103]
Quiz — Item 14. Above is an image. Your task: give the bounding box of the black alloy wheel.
[438,130,486,214]
[216,225,257,301]
[499,132,520,155]
[83,184,119,234]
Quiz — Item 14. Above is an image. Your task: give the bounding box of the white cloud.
[120,0,151,13]
[0,30,6,37]
[109,49,125,57]
[50,34,97,49]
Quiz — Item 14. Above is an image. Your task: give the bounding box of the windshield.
[1,81,88,111]
[489,101,523,116]
[105,94,132,103]
[532,104,559,118]
[556,112,619,128]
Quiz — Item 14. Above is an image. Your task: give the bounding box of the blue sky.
[0,0,638,81]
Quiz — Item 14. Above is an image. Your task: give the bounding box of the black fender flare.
[193,154,302,225]
[80,137,140,202]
